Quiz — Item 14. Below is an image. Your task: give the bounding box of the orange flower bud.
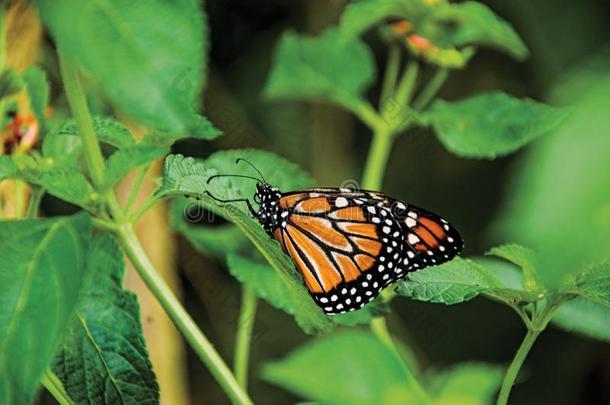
[391,21,413,36]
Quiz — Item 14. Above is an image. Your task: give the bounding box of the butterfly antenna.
[206,174,261,185]
[235,158,266,183]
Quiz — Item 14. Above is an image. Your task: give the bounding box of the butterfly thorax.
[254,183,283,235]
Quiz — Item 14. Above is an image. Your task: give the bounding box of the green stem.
[91,217,120,231]
[370,316,397,351]
[380,44,401,108]
[362,60,423,189]
[234,286,258,390]
[116,225,253,405]
[58,48,106,189]
[26,186,44,218]
[125,165,149,215]
[508,303,533,330]
[496,329,541,405]
[393,60,419,109]
[343,98,385,131]
[412,68,448,111]
[41,369,74,405]
[497,303,558,405]
[130,194,161,223]
[361,126,393,190]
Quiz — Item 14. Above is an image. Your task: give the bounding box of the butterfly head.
[254,183,282,234]
[205,158,283,233]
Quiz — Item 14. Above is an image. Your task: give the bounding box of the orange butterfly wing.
[272,189,462,314]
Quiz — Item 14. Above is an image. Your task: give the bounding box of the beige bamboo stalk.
[118,160,190,405]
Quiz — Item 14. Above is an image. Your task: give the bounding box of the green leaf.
[575,262,610,307]
[42,117,138,171]
[396,257,504,305]
[156,151,333,334]
[428,362,503,405]
[143,115,222,146]
[470,257,541,304]
[170,199,250,258]
[0,156,18,181]
[48,117,137,149]
[103,144,168,191]
[42,134,85,170]
[0,214,91,404]
[53,234,159,404]
[262,330,428,405]
[35,169,97,211]
[427,2,528,60]
[423,92,568,158]
[476,257,610,340]
[0,68,24,99]
[339,0,425,39]
[10,154,97,210]
[36,0,207,134]
[486,244,541,292]
[498,77,610,286]
[340,0,527,61]
[21,66,50,128]
[552,297,610,342]
[264,28,375,110]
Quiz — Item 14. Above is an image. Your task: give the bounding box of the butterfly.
[205,159,463,315]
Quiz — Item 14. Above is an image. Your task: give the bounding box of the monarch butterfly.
[206,159,463,315]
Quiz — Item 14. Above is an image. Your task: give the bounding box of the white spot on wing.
[335,197,348,208]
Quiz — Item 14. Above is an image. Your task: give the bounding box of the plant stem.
[58,48,106,189]
[508,303,533,330]
[91,217,120,231]
[56,39,251,405]
[130,194,162,223]
[393,60,419,109]
[41,368,74,405]
[380,44,401,108]
[343,98,385,131]
[26,186,43,218]
[370,316,397,350]
[116,224,253,405]
[412,68,448,111]
[125,165,149,215]
[361,126,393,190]
[497,303,559,405]
[496,329,540,405]
[234,286,257,390]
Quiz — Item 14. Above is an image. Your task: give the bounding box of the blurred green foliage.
[0,214,90,403]
[499,72,610,288]
[35,0,208,135]
[0,0,607,404]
